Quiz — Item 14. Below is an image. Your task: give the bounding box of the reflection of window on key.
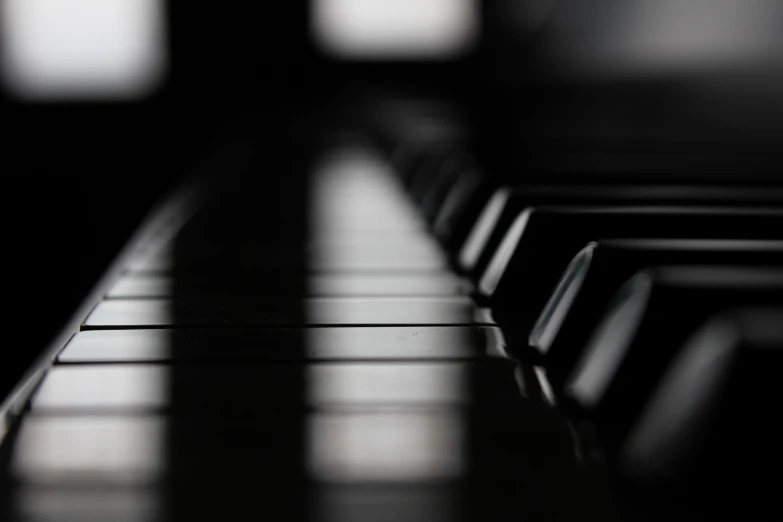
[12,416,165,483]
[308,411,465,482]
[1,0,166,99]
[307,363,468,406]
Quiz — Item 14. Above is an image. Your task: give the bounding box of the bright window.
[1,0,166,99]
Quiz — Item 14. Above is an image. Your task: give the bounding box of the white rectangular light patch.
[1,0,166,99]
[312,0,478,59]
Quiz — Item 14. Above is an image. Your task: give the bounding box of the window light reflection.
[306,361,467,482]
[12,416,165,483]
[307,363,467,405]
[308,411,465,482]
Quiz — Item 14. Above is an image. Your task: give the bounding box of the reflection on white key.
[305,297,483,325]
[308,412,464,482]
[57,326,503,362]
[127,240,448,271]
[310,148,425,235]
[14,486,161,522]
[32,366,168,410]
[313,485,459,522]
[83,301,175,328]
[312,246,447,270]
[308,273,469,296]
[126,244,175,272]
[58,330,178,363]
[12,416,164,483]
[304,326,496,359]
[308,363,467,405]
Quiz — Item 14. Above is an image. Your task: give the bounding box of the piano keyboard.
[2,103,783,521]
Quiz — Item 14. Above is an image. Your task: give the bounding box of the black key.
[530,239,783,383]
[419,158,472,224]
[407,149,475,218]
[460,185,783,278]
[563,266,783,451]
[458,187,513,276]
[617,307,783,517]
[431,168,495,251]
[82,297,492,329]
[408,151,455,203]
[479,206,783,336]
[385,119,470,186]
[395,136,469,189]
[57,326,508,363]
[432,166,486,245]
[106,273,473,298]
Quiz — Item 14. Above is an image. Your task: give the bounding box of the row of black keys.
[368,102,783,517]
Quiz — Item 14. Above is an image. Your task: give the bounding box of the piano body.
[3,1,783,520]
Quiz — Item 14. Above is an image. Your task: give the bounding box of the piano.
[3,1,783,520]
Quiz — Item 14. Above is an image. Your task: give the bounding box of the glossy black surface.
[530,239,783,383]
[58,327,507,363]
[563,266,783,452]
[479,206,783,338]
[419,159,472,224]
[458,185,783,278]
[431,169,495,250]
[618,307,783,517]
